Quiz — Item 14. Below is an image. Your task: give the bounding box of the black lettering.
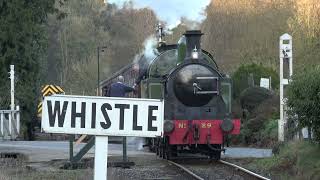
[115,104,130,130]
[47,101,68,127]
[91,103,96,128]
[100,103,112,129]
[71,102,86,128]
[132,105,142,131]
[148,106,158,131]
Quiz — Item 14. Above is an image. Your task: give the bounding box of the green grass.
[0,157,93,180]
[249,141,320,180]
[0,168,93,180]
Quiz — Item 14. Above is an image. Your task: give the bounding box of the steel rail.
[167,160,204,180]
[219,160,271,180]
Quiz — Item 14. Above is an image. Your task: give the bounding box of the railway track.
[218,160,270,180]
[167,159,271,180]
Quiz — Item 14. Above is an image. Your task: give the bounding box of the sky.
[107,0,211,29]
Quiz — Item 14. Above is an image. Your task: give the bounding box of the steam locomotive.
[101,29,240,160]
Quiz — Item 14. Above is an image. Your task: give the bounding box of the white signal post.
[41,95,164,180]
[10,65,15,111]
[9,65,15,136]
[279,34,293,142]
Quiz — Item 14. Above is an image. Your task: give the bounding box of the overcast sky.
[107,0,211,29]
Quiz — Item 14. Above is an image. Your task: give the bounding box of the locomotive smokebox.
[184,30,203,60]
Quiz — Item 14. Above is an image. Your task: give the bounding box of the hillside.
[45,0,320,95]
[1,0,320,138]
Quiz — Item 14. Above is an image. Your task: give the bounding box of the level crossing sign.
[37,85,65,117]
[41,95,164,180]
[41,85,65,97]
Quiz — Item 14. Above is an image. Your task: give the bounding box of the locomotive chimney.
[184,30,203,60]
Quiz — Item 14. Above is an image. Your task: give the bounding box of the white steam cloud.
[132,35,158,64]
[143,35,158,59]
[107,0,211,29]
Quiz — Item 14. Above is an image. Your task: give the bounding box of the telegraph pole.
[279,34,293,141]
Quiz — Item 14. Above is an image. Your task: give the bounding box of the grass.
[0,156,93,180]
[0,169,93,180]
[247,140,320,180]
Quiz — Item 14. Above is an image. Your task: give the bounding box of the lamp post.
[97,46,107,96]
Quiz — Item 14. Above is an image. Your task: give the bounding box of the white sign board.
[41,95,164,137]
[260,78,270,89]
[41,95,164,180]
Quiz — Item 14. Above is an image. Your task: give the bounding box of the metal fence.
[0,107,20,140]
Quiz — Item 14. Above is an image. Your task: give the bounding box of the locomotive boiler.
[101,30,241,160]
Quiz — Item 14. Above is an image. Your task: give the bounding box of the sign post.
[41,95,164,180]
[94,136,108,180]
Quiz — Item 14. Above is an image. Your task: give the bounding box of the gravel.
[0,153,191,180]
[0,141,273,180]
[106,155,190,180]
[173,159,261,180]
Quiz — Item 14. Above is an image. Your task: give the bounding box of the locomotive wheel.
[209,144,222,160]
[164,148,171,160]
[162,137,167,159]
[163,137,177,160]
[159,139,164,158]
[166,146,178,160]
[149,138,156,152]
[171,145,178,158]
[161,138,167,159]
[160,145,163,158]
[163,148,168,159]
[156,139,160,156]
[209,151,221,160]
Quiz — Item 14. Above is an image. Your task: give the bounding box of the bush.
[232,63,279,98]
[260,119,278,144]
[239,86,273,113]
[286,66,320,142]
[253,141,320,179]
[237,118,278,147]
[231,88,279,147]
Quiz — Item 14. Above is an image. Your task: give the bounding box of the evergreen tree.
[287,66,320,141]
[0,0,55,139]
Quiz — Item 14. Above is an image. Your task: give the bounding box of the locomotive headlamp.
[220,118,234,132]
[164,120,175,133]
[192,46,199,59]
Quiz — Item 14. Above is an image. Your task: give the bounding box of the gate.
[0,107,20,140]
